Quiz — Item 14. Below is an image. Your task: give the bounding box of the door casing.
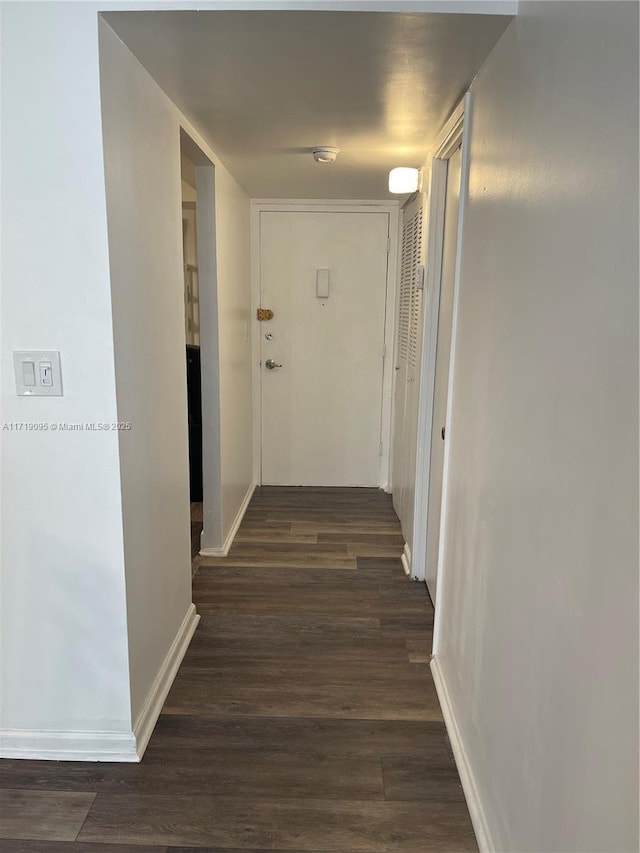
[410,95,472,627]
[180,129,224,557]
[250,199,399,490]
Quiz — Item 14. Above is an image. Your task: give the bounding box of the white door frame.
[410,94,472,591]
[250,199,399,490]
[180,129,224,554]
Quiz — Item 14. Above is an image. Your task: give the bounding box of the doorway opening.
[179,129,223,563]
[181,151,203,560]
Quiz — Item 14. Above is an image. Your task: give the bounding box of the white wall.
[99,19,194,724]
[181,155,197,196]
[182,207,198,272]
[0,3,132,750]
[434,3,639,851]
[212,163,254,541]
[182,182,197,205]
[99,19,253,721]
[0,1,253,757]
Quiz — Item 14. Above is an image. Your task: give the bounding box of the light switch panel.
[316,269,330,299]
[13,351,63,396]
[22,361,36,387]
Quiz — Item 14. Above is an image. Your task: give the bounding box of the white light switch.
[22,361,36,387]
[13,351,63,396]
[316,269,330,299]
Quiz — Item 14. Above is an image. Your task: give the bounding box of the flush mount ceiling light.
[389,167,420,194]
[312,147,340,164]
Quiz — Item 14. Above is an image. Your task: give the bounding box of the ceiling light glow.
[389,167,420,194]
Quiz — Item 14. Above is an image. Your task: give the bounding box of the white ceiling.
[103,10,512,198]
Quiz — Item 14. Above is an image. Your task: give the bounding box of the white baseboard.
[430,655,494,852]
[400,542,411,575]
[0,728,139,762]
[200,481,256,558]
[132,603,200,760]
[0,607,200,763]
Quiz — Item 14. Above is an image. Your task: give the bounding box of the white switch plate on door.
[13,351,63,396]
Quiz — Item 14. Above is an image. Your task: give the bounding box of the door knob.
[265,358,282,370]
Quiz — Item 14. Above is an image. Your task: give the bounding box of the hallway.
[0,487,476,851]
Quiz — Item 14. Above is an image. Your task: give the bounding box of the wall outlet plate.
[13,351,63,396]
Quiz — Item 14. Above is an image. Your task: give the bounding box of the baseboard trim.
[0,728,138,762]
[431,655,494,852]
[132,603,200,760]
[200,482,256,558]
[400,542,411,576]
[0,604,200,763]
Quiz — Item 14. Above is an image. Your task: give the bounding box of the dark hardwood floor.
[191,502,203,561]
[0,487,477,852]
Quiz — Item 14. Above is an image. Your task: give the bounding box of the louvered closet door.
[392,195,425,537]
[391,214,413,516]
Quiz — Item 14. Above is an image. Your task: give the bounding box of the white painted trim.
[251,199,400,210]
[183,129,224,553]
[400,542,412,576]
[250,203,263,486]
[432,94,473,654]
[250,200,399,490]
[411,94,471,596]
[0,728,138,763]
[434,100,466,161]
[431,656,494,852]
[380,203,400,491]
[132,603,200,760]
[388,214,404,497]
[96,3,517,16]
[200,481,256,557]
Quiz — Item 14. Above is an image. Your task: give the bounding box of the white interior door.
[259,210,390,486]
[425,144,462,601]
[391,216,412,515]
[391,196,425,539]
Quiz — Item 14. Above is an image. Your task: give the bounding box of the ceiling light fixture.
[388,167,420,194]
[312,147,340,164]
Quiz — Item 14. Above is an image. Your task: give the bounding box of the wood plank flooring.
[0,486,477,852]
[191,502,203,561]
